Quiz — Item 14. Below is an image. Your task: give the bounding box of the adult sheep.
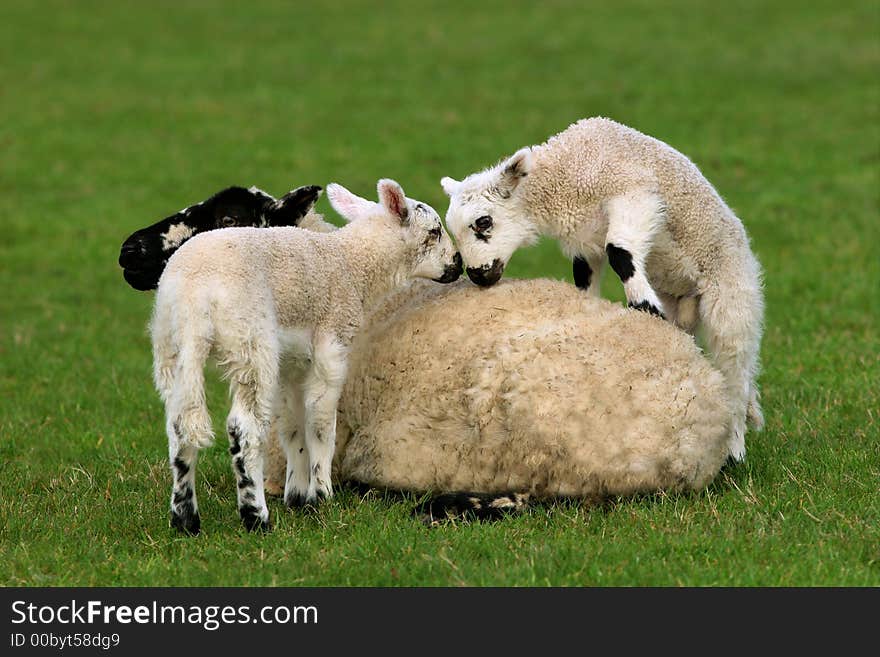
[264,277,732,519]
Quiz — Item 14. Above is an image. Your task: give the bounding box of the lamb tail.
[415,491,531,524]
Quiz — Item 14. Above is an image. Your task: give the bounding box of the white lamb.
[263,277,732,519]
[150,180,462,533]
[440,116,764,462]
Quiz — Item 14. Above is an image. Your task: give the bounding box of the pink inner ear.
[390,194,405,217]
[385,188,406,218]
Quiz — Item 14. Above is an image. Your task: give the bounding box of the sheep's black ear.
[266,185,323,226]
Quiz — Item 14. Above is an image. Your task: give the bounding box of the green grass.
[1,0,878,586]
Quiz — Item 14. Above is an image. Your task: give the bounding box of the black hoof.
[722,454,745,470]
[170,509,201,535]
[284,490,309,509]
[628,300,666,319]
[307,488,331,508]
[240,505,271,532]
[289,490,328,514]
[241,514,271,533]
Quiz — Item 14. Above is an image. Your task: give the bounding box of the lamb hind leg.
[604,190,667,318]
[225,364,277,531]
[157,325,213,534]
[228,410,272,532]
[699,282,764,462]
[168,425,201,535]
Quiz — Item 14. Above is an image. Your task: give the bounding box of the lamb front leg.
[301,335,347,506]
[572,250,605,297]
[277,374,311,509]
[604,190,667,318]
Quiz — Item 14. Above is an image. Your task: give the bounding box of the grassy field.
[1,0,877,586]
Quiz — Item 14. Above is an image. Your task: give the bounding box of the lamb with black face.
[119,185,322,291]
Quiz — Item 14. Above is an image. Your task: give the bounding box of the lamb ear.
[267,185,323,226]
[327,183,376,223]
[499,147,532,194]
[440,176,460,197]
[377,179,409,224]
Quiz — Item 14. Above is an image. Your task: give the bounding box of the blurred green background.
[1,0,877,585]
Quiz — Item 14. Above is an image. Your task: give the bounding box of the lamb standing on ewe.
[150,181,462,533]
[441,116,764,463]
[262,277,731,520]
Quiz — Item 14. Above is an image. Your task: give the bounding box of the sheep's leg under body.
[168,429,201,535]
[301,336,347,506]
[572,251,605,297]
[604,190,667,318]
[657,291,700,335]
[699,280,764,463]
[302,393,340,505]
[224,347,277,531]
[158,322,213,535]
[227,410,272,532]
[277,373,310,509]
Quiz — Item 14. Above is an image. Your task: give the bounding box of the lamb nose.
[433,253,463,284]
[118,239,143,267]
[466,258,504,287]
[448,252,463,277]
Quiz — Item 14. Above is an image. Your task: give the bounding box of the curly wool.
[265,278,731,500]
[524,117,757,282]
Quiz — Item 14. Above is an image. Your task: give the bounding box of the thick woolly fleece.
[264,278,731,502]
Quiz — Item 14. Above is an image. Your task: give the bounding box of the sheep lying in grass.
[150,181,462,533]
[263,277,732,519]
[441,117,764,463]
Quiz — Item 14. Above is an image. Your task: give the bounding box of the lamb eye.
[220,216,237,227]
[474,216,492,232]
[429,227,442,240]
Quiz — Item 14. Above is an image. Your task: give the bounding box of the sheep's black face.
[119,185,322,290]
